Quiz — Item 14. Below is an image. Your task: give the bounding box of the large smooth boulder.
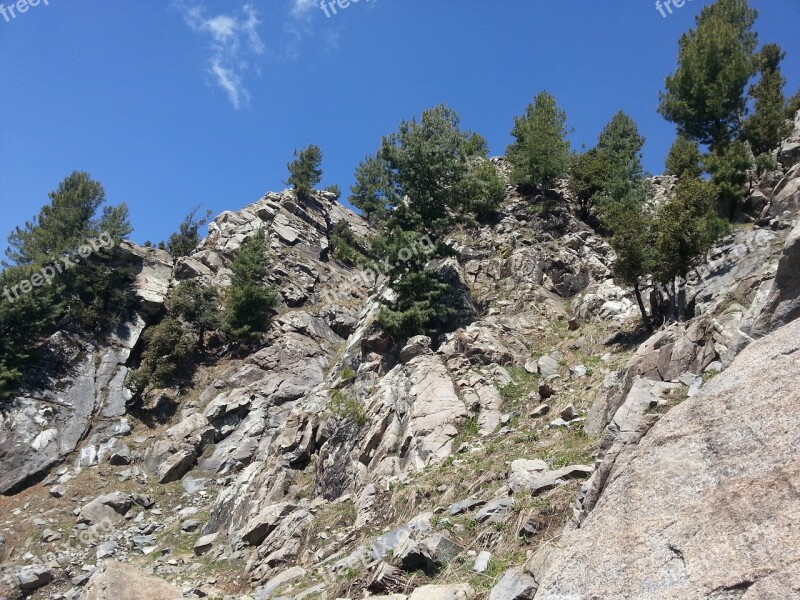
[85,560,181,600]
[530,318,800,599]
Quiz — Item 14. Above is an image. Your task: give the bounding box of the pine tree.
[658,0,758,150]
[5,171,130,266]
[506,91,571,190]
[605,203,656,330]
[705,140,753,217]
[569,148,613,220]
[654,178,729,320]
[349,153,397,225]
[223,233,276,347]
[665,135,704,180]
[785,90,800,120]
[595,112,647,213]
[286,145,323,198]
[743,43,792,158]
[165,208,212,258]
[170,280,221,351]
[354,104,502,338]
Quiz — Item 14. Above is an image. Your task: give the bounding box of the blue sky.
[1,0,799,251]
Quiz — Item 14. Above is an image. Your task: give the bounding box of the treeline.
[2,0,797,404]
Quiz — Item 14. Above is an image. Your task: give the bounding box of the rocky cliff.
[1,123,799,600]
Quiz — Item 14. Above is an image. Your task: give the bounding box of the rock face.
[0,316,145,495]
[530,319,800,599]
[745,219,800,337]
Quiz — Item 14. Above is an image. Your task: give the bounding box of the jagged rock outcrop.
[529,318,800,599]
[744,218,800,338]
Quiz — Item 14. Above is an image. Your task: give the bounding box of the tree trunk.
[633,282,652,331]
[676,276,687,321]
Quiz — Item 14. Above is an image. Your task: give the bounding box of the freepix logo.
[655,0,694,18]
[2,232,115,304]
[0,0,50,24]
[319,0,374,19]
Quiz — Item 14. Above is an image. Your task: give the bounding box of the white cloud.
[291,0,317,19]
[181,3,265,109]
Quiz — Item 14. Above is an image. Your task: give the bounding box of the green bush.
[329,389,367,426]
[125,317,195,395]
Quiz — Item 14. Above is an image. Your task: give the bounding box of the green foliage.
[754,152,778,174]
[125,317,195,395]
[349,153,396,225]
[1,172,135,404]
[594,112,647,219]
[340,367,357,381]
[223,233,277,346]
[654,178,729,286]
[606,203,657,328]
[506,91,571,190]
[170,280,221,350]
[379,103,497,233]
[499,366,540,406]
[568,112,645,224]
[62,246,137,335]
[329,389,367,426]
[785,90,800,120]
[705,140,753,217]
[323,184,342,199]
[329,221,372,267]
[377,232,453,338]
[164,207,212,258]
[658,0,759,149]
[665,135,704,180]
[569,148,613,218]
[0,266,58,403]
[743,43,792,157]
[286,145,323,198]
[354,104,501,338]
[5,171,131,267]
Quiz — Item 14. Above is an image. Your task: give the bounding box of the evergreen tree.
[323,184,342,199]
[286,145,323,198]
[170,279,221,351]
[665,135,704,180]
[1,172,135,392]
[125,317,195,395]
[506,91,571,190]
[595,111,647,212]
[0,266,57,404]
[165,208,212,258]
[743,43,792,158]
[354,104,502,338]
[223,233,276,346]
[5,171,130,266]
[654,178,728,320]
[705,140,753,217]
[349,153,397,225]
[569,148,613,219]
[658,0,758,149]
[605,203,656,330]
[380,104,496,233]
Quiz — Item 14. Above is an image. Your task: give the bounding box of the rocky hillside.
[1,119,799,600]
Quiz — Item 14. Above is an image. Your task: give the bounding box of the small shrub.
[329,389,367,426]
